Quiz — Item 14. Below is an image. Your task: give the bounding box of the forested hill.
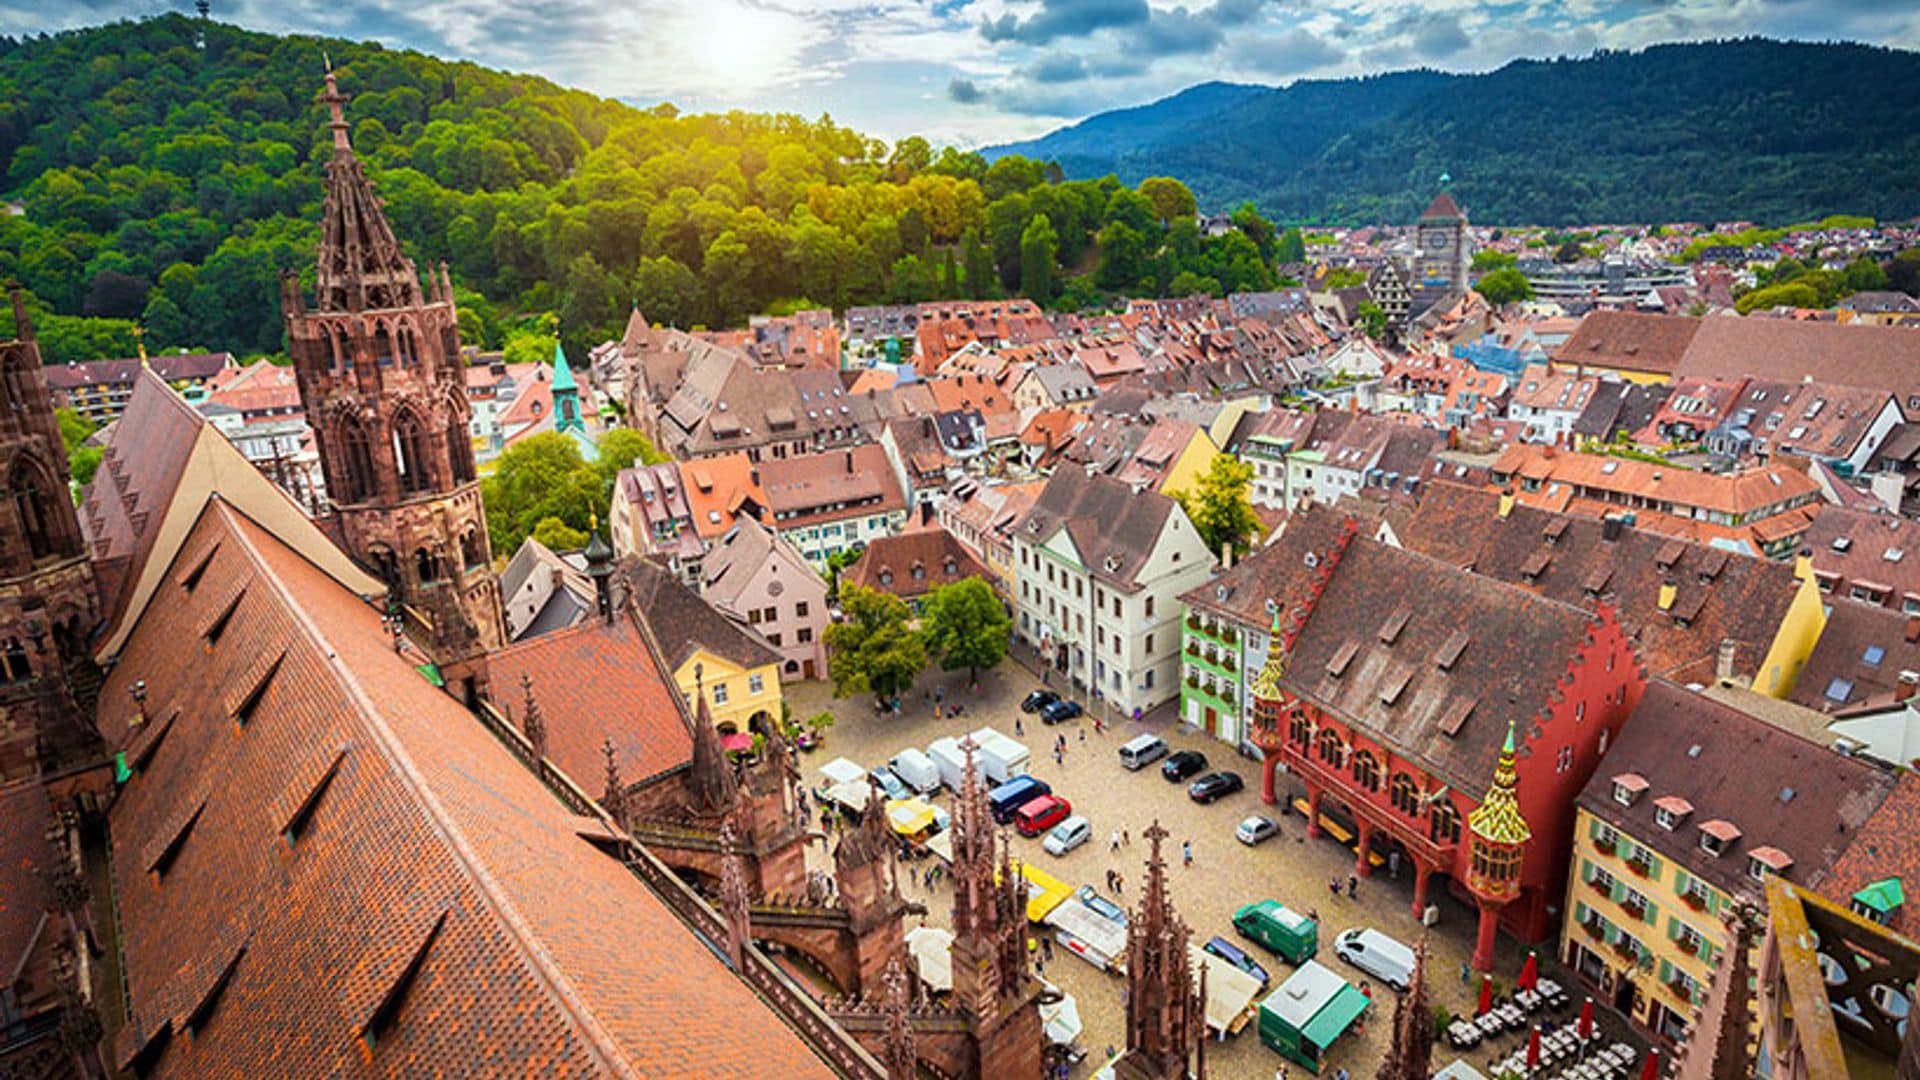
[2,16,1274,364]
[989,39,1920,226]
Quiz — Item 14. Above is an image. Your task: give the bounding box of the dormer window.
[1748,845,1792,882]
[1612,773,1648,807]
[1653,796,1693,831]
[1699,818,1740,857]
[1851,878,1905,925]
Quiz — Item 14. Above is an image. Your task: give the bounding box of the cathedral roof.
[99,499,832,1078]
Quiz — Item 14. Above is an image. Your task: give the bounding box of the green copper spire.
[550,341,577,392]
[551,340,584,433]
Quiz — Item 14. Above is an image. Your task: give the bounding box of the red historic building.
[1250,527,1645,971]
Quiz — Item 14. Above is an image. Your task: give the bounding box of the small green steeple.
[551,340,584,433]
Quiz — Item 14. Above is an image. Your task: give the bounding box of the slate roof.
[487,611,694,788]
[840,529,993,601]
[757,444,906,525]
[44,351,232,390]
[1026,361,1099,406]
[1579,681,1895,902]
[1399,482,1801,684]
[1787,602,1920,714]
[1016,469,1183,592]
[621,557,782,674]
[1279,537,1603,794]
[101,500,831,1078]
[80,370,207,619]
[1179,506,1361,626]
[1554,311,1703,378]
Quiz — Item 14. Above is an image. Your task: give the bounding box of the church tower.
[0,289,101,781]
[1416,185,1469,291]
[281,68,504,697]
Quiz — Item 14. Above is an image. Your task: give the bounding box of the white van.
[890,748,941,794]
[1333,928,1416,991]
[1118,734,1170,771]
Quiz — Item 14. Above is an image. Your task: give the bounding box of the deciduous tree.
[825,584,927,704]
[1173,454,1261,558]
[919,577,1010,681]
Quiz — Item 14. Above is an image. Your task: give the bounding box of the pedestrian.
[1388,850,1401,879]
[1115,872,1125,894]
[1111,830,1121,853]
[1078,728,1086,744]
[1054,747,1064,766]
[1275,1067,1288,1080]
[935,686,944,705]
[1182,840,1193,867]
[1015,716,1024,736]
[1308,907,1319,924]
[1123,828,1130,846]
[1106,869,1116,892]
[1329,876,1342,899]
[1460,961,1471,985]
[1042,936,1054,961]
[1347,874,1359,900]
[1093,714,1103,735]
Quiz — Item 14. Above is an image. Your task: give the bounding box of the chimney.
[1907,615,1920,645]
[1657,581,1678,612]
[750,467,760,487]
[1715,639,1737,683]
[1221,540,1234,571]
[1602,516,1624,542]
[1898,671,1919,702]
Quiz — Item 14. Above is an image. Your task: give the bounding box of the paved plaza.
[786,658,1636,1079]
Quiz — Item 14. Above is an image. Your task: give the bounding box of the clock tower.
[1416,187,1469,290]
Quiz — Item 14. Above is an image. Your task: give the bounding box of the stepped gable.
[100,498,832,1078]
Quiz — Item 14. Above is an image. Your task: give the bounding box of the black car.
[1161,749,1208,782]
[1041,699,1083,724]
[1202,935,1270,987]
[1022,689,1060,714]
[1188,771,1244,803]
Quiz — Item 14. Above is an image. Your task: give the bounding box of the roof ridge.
[216,502,642,1079]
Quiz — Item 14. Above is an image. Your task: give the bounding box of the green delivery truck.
[1258,960,1371,1074]
[1232,899,1318,964]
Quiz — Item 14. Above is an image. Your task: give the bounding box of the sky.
[7,0,1919,147]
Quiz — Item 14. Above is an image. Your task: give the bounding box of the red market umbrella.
[720,732,754,752]
[1478,974,1494,1016]
[1527,1026,1542,1073]
[1518,951,1539,993]
[1639,1047,1661,1080]
[1577,997,1596,1042]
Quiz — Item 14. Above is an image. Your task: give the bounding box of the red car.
[1015,794,1073,837]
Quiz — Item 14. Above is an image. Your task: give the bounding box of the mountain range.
[987,39,1920,226]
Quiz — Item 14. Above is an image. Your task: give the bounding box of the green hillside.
[0,15,1270,361]
[990,40,1920,225]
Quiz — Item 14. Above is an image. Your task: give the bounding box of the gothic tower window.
[460,528,485,571]
[415,547,441,583]
[373,322,396,369]
[1316,728,1345,768]
[11,455,58,560]
[446,421,474,485]
[1,638,28,682]
[1391,773,1420,816]
[393,411,431,495]
[367,543,399,585]
[338,415,375,502]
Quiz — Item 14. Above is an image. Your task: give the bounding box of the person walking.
[1042,936,1053,962]
[1110,830,1122,853]
[1182,840,1193,867]
[1015,716,1024,736]
[1122,828,1130,846]
[1347,874,1359,900]
[1078,728,1086,744]
[1329,876,1342,899]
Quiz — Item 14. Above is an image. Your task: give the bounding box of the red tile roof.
[840,528,992,601]
[1554,311,1703,378]
[101,499,833,1078]
[485,613,693,789]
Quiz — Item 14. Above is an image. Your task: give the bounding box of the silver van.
[1118,734,1170,771]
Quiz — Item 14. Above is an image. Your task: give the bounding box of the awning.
[1302,984,1371,1050]
[1038,982,1082,1046]
[1190,944,1263,1034]
[825,780,871,811]
[720,732,754,752]
[888,798,937,836]
[906,927,953,992]
[820,758,866,785]
[926,830,954,863]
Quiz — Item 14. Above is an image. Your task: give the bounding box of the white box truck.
[968,727,1031,784]
[927,736,988,791]
[889,748,941,794]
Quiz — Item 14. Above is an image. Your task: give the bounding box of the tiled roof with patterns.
[79,369,206,620]
[101,499,833,1079]
[1553,310,1702,377]
[1278,537,1601,794]
[1400,482,1800,684]
[486,612,694,789]
[1579,681,1895,903]
[1824,770,1920,934]
[622,557,782,674]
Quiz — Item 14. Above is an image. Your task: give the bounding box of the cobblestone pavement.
[785,661,1643,1079]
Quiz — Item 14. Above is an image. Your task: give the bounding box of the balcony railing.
[1282,743,1459,868]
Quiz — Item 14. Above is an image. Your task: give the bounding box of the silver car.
[1235,814,1280,845]
[1043,815,1092,856]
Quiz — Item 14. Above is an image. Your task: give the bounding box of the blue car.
[1074,884,1128,928]
[1203,935,1270,987]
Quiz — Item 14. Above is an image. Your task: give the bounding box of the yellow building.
[1119,417,1220,499]
[1754,556,1830,699]
[626,560,786,736]
[1561,682,1897,1043]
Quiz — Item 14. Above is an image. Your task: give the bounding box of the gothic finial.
[520,673,548,764]
[881,958,917,1080]
[7,285,33,343]
[318,62,352,153]
[719,818,751,969]
[600,736,628,829]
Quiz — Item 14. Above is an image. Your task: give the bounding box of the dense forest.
[0,15,1284,363]
[991,40,1920,226]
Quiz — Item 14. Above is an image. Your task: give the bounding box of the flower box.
[1593,837,1616,856]
[1626,858,1652,878]
[1681,891,1707,911]
[1582,920,1603,939]
[1620,902,1647,922]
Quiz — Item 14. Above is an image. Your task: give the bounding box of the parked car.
[870,767,912,802]
[1022,689,1060,714]
[988,776,1053,825]
[1235,814,1280,845]
[1334,928,1416,991]
[1188,771,1244,803]
[1203,935,1270,988]
[1118,734,1169,770]
[1074,884,1128,928]
[1161,749,1208,782]
[1015,795,1073,837]
[1040,699,1083,725]
[1042,815,1093,856]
